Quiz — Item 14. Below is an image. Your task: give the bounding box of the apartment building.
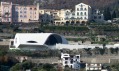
[75,3,91,22]
[12,4,39,23]
[1,2,12,22]
[61,53,80,69]
[1,2,39,23]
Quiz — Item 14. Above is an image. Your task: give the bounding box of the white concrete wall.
[56,44,114,50]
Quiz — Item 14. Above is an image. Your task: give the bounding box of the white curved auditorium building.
[10,33,68,50]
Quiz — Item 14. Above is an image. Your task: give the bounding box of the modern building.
[1,2,12,22]
[93,9,104,22]
[10,33,68,50]
[1,2,39,23]
[61,53,80,69]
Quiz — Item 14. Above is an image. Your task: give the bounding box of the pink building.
[1,2,12,22]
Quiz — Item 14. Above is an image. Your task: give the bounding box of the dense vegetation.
[1,0,119,9]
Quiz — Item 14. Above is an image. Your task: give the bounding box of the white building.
[10,33,68,50]
[86,63,102,71]
[93,9,104,22]
[61,53,80,69]
[1,2,12,22]
[75,3,91,22]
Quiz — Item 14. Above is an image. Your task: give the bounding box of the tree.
[10,63,22,71]
[99,48,105,55]
[104,7,111,20]
[112,11,116,19]
[111,63,119,71]
[10,61,34,71]
[110,48,115,54]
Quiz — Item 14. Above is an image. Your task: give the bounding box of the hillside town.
[0,1,119,71]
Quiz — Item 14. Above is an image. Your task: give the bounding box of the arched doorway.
[81,21,86,25]
[71,21,74,25]
[76,21,80,26]
[66,21,70,26]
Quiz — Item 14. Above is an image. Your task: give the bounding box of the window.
[77,12,79,16]
[34,8,37,10]
[65,61,68,64]
[85,17,87,19]
[24,11,26,13]
[84,8,87,10]
[27,41,37,43]
[77,56,79,58]
[80,17,83,20]
[11,41,14,45]
[80,12,83,15]
[24,15,27,18]
[72,13,75,16]
[20,15,22,18]
[84,12,86,15]
[65,58,68,60]
[77,8,79,11]
[70,60,73,64]
[20,11,22,13]
[81,4,83,7]
[24,7,27,10]
[80,8,83,10]
[98,16,101,19]
[94,16,97,19]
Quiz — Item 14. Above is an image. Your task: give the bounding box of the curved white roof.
[14,33,68,48]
